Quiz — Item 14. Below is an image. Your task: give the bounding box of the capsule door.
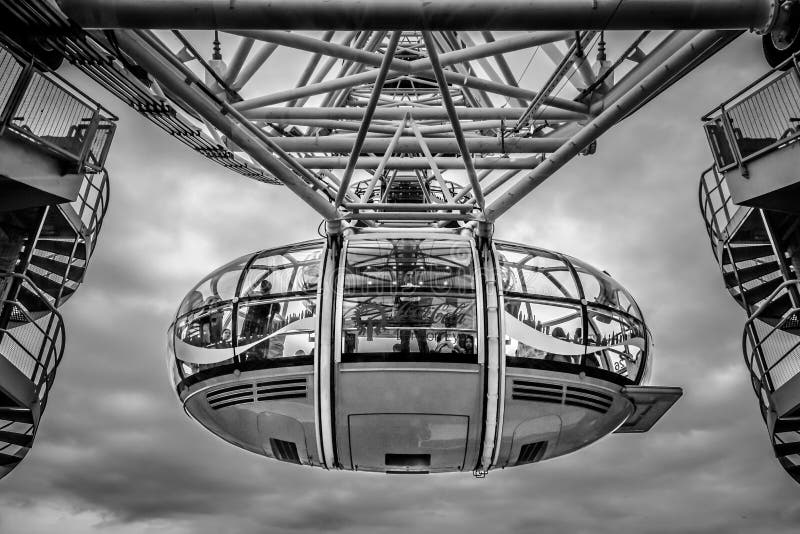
[330,235,486,473]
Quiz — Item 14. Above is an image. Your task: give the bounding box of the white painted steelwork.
[1,1,791,227]
[54,24,742,225]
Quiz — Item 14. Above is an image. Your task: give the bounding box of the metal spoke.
[42,2,765,227]
[422,31,484,210]
[335,31,401,208]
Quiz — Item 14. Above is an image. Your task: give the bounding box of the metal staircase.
[0,171,109,481]
[744,281,800,483]
[0,272,65,479]
[700,55,800,482]
[0,31,112,479]
[0,168,108,479]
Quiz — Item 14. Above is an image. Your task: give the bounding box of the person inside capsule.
[341,238,477,359]
[496,243,648,383]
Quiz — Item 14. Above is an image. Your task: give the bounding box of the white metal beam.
[335,31,401,208]
[242,107,586,121]
[485,29,740,220]
[264,136,567,153]
[422,31,485,210]
[296,156,541,170]
[114,29,340,219]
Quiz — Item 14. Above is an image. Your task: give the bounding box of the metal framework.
[44,0,791,228]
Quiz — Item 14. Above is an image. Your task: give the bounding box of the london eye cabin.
[168,231,681,474]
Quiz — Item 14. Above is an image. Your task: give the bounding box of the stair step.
[760,293,794,322]
[16,285,52,315]
[741,277,783,307]
[723,262,780,287]
[25,270,75,301]
[724,244,774,265]
[34,239,86,260]
[29,255,85,283]
[778,215,800,241]
[0,452,23,467]
[0,431,33,448]
[782,460,800,484]
[775,441,800,457]
[774,418,800,433]
[0,408,33,424]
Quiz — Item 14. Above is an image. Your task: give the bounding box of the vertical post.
[315,226,341,469]
[95,121,117,169]
[77,107,101,169]
[719,105,749,178]
[0,58,34,136]
[476,223,502,473]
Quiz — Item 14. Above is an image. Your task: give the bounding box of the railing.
[71,168,110,257]
[0,273,66,406]
[743,281,800,405]
[0,38,116,173]
[702,53,800,171]
[699,165,737,262]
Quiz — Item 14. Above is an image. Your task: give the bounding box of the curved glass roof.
[176,240,324,319]
[495,241,643,320]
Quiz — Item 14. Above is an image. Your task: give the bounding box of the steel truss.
[48,0,790,227]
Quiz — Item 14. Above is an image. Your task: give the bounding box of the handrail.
[746,279,799,323]
[0,272,66,401]
[0,34,117,120]
[73,167,111,257]
[743,279,800,395]
[701,49,800,172]
[698,164,739,264]
[702,51,800,119]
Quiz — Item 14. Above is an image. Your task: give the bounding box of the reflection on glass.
[237,298,316,361]
[342,296,476,354]
[345,239,474,294]
[497,239,649,383]
[568,257,642,319]
[585,309,645,379]
[171,241,324,383]
[177,305,234,349]
[342,239,477,357]
[497,248,578,299]
[504,294,648,381]
[505,298,582,363]
[240,244,322,297]
[177,255,249,317]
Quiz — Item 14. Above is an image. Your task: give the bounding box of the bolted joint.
[762,0,800,41]
[475,221,494,240]
[325,219,343,236]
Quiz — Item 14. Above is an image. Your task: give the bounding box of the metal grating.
[564,385,613,414]
[512,379,562,405]
[512,379,612,414]
[255,377,307,402]
[516,441,547,465]
[207,377,307,410]
[206,383,253,410]
[269,438,300,464]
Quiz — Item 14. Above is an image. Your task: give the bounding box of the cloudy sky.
[2,32,799,534]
